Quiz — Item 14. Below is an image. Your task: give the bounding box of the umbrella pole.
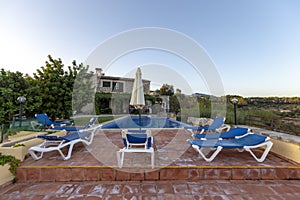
[138,108,142,130]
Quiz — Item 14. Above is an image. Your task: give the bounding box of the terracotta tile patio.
[16,129,300,182]
[1,129,300,199]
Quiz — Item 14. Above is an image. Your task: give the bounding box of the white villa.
[94,68,153,114]
[95,68,151,94]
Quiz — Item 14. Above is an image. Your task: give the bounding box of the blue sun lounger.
[49,116,98,131]
[185,116,229,134]
[191,127,250,140]
[188,134,273,162]
[35,113,72,128]
[29,127,97,160]
[117,129,154,168]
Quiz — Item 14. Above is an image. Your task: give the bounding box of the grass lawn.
[72,115,119,126]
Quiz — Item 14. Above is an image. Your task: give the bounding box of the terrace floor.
[18,129,300,168]
[1,129,300,199]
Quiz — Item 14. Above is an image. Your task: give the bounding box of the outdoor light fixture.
[231,98,238,125]
[17,96,26,127]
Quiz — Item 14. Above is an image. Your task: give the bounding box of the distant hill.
[192,93,217,98]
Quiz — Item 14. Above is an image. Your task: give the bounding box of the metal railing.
[248,115,300,136]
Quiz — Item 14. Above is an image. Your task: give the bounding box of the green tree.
[198,96,211,118]
[95,93,112,114]
[0,69,30,123]
[169,95,181,114]
[22,75,42,118]
[72,63,95,114]
[33,55,84,120]
[159,84,174,96]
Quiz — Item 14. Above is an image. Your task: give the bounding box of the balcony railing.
[248,115,300,136]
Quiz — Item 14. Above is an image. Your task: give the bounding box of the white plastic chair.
[117,129,154,168]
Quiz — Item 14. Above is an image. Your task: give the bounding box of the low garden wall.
[246,126,300,163]
[0,130,66,185]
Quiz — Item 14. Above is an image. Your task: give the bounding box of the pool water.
[101,116,193,129]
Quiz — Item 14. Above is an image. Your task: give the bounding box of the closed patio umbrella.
[130,67,145,129]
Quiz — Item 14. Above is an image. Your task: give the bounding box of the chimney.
[95,68,104,77]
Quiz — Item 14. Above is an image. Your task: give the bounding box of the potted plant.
[0,143,27,161]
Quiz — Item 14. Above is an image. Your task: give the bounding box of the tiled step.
[16,165,300,182]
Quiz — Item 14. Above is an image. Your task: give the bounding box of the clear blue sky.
[1,0,300,97]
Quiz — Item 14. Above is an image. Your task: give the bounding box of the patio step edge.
[15,165,300,182]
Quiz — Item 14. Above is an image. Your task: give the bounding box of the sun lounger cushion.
[193,127,250,140]
[122,130,152,148]
[37,135,63,141]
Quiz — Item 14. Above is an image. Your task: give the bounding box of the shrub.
[0,153,21,175]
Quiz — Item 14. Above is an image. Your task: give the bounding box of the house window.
[102,81,111,87]
[112,82,124,92]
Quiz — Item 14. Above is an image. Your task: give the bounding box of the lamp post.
[17,96,26,127]
[231,98,238,125]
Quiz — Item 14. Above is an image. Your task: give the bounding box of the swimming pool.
[101,116,193,129]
